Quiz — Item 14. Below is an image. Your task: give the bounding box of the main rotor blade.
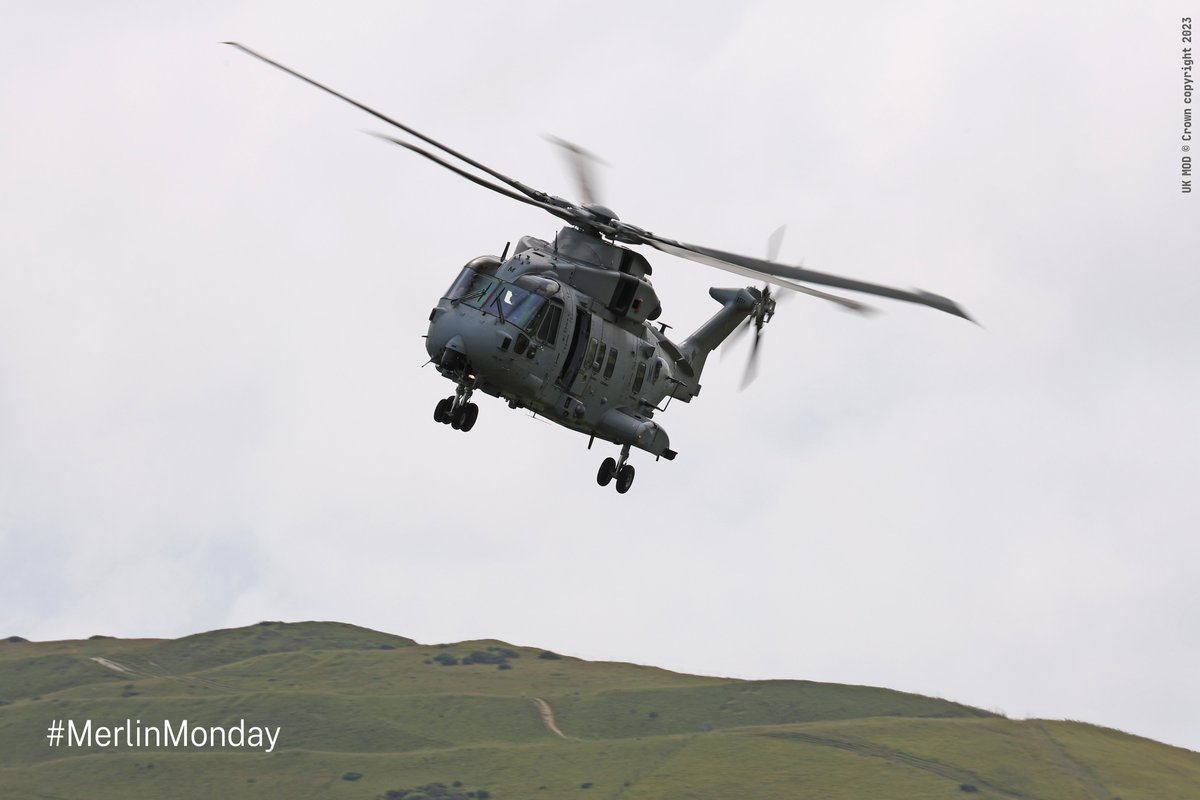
[641,233,969,320]
[225,43,560,209]
[638,236,874,313]
[226,43,970,323]
[545,135,607,207]
[367,132,579,226]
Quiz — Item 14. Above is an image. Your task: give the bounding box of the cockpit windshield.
[445,268,500,309]
[445,268,562,333]
[486,284,542,328]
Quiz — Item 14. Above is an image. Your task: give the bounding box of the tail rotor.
[727,226,789,389]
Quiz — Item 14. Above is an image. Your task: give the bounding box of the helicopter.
[228,44,972,494]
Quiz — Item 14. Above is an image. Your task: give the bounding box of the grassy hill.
[1,621,1196,799]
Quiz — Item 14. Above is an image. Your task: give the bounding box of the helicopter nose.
[438,334,468,371]
[425,308,456,360]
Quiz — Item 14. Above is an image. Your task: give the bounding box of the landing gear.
[615,464,636,494]
[434,380,478,432]
[434,397,453,424]
[597,457,617,486]
[598,445,636,494]
[451,401,478,432]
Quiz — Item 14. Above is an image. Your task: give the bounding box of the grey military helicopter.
[229,44,972,494]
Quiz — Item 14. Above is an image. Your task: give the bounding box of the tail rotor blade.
[741,327,763,390]
[766,225,786,263]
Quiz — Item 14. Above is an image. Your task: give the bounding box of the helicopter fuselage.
[227,42,972,495]
[425,226,760,469]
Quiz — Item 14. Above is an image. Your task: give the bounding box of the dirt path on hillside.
[532,698,567,739]
[89,655,233,691]
[762,730,1036,799]
[90,656,138,676]
[1032,723,1115,800]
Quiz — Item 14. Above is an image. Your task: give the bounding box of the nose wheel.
[434,397,452,423]
[451,402,478,431]
[597,445,636,493]
[433,382,478,432]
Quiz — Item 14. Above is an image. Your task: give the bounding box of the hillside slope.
[1,621,1196,799]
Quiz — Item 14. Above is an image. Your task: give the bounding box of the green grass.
[549,680,991,740]
[1,621,1197,799]
[621,732,985,799]
[1039,720,1200,800]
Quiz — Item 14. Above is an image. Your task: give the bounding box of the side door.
[557,302,591,390]
[569,315,606,402]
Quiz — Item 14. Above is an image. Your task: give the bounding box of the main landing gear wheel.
[459,402,479,432]
[599,444,636,493]
[434,397,453,424]
[597,457,617,486]
[615,464,636,494]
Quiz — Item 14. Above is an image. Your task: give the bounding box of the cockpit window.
[532,300,563,345]
[465,255,501,275]
[446,268,500,309]
[515,275,560,296]
[485,284,544,328]
[448,269,564,333]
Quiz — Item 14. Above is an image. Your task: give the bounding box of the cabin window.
[592,343,607,373]
[653,358,664,383]
[603,348,618,380]
[632,362,647,393]
[582,337,598,375]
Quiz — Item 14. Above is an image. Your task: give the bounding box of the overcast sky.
[2,1,1197,754]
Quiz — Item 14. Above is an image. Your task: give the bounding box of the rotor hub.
[581,203,619,224]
